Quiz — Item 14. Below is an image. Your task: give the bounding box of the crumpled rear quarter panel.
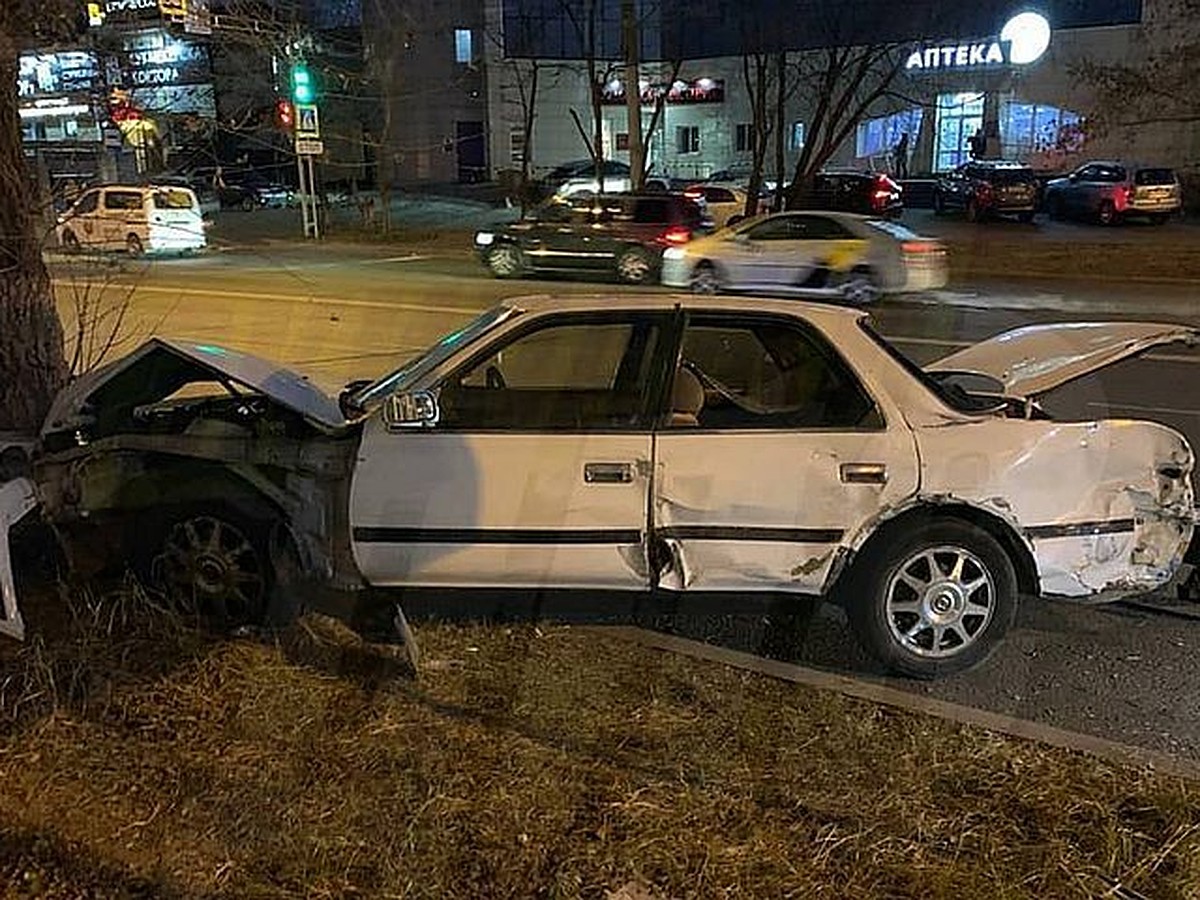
[916,419,1195,600]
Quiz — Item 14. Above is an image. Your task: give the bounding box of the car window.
[705,187,736,204]
[437,316,664,430]
[73,191,100,215]
[791,215,855,239]
[104,190,145,211]
[1074,165,1098,180]
[743,216,796,240]
[152,189,196,210]
[988,167,1036,185]
[1135,168,1176,186]
[633,198,672,224]
[1094,165,1124,183]
[865,219,921,241]
[678,316,882,430]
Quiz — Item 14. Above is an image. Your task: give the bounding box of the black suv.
[933,161,1039,222]
[475,193,710,284]
[809,170,904,218]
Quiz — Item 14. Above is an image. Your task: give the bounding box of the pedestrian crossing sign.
[296,104,320,138]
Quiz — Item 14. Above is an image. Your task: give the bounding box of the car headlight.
[662,247,687,261]
[475,232,494,247]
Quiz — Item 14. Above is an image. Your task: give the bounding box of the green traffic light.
[291,64,314,104]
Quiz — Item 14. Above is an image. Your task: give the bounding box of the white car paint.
[345,296,1193,608]
[660,212,947,300]
[57,185,206,255]
[0,477,36,641]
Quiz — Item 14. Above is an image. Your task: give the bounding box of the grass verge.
[1,589,1198,898]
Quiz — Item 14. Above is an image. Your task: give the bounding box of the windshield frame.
[349,304,518,411]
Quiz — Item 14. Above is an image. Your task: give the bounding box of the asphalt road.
[45,242,1200,763]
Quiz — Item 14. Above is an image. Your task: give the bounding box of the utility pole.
[622,0,643,190]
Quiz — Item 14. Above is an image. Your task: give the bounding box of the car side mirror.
[1068,173,1078,182]
[382,389,440,430]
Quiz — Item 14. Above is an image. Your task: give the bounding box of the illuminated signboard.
[116,29,211,87]
[19,52,101,98]
[600,77,725,105]
[905,12,1051,72]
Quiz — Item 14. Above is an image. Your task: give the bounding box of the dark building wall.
[365,0,488,185]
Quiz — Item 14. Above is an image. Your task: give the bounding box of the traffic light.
[291,62,314,105]
[275,98,294,131]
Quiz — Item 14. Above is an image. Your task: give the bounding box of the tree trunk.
[0,42,68,433]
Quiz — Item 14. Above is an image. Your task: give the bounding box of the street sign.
[295,138,324,156]
[295,104,320,138]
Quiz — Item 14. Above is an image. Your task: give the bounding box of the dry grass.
[1,587,1199,899]
[947,232,1200,282]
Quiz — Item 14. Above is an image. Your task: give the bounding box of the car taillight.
[684,188,704,201]
[659,225,691,245]
[902,241,942,254]
[1116,185,1135,209]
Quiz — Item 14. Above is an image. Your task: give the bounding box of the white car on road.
[661,211,947,304]
[2,298,1196,678]
[57,184,207,256]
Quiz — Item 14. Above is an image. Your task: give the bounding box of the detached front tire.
[844,520,1018,678]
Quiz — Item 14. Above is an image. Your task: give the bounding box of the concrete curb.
[592,625,1200,782]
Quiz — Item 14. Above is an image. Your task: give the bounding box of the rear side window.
[988,168,1036,185]
[633,198,672,223]
[152,189,196,210]
[705,187,736,203]
[104,190,144,211]
[73,191,100,215]
[1135,168,1176,186]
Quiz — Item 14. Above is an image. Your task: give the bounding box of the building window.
[934,93,983,172]
[676,125,699,154]
[855,108,923,161]
[735,123,753,153]
[1000,100,1081,160]
[509,127,525,164]
[454,28,472,64]
[790,121,805,151]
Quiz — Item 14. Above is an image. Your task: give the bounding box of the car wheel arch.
[828,498,1040,600]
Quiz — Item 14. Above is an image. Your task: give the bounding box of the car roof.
[500,292,872,327]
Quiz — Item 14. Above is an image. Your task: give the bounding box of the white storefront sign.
[905,12,1051,72]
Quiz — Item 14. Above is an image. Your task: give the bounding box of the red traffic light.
[275,98,294,130]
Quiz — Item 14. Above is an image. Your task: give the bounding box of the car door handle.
[840,463,888,485]
[584,462,634,484]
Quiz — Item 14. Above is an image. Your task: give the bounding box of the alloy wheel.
[884,545,996,659]
[153,514,267,626]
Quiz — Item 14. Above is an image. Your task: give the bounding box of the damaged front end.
[5,339,369,639]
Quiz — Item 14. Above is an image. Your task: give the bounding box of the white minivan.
[57,184,207,255]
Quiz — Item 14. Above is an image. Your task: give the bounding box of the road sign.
[295,138,324,156]
[295,104,320,138]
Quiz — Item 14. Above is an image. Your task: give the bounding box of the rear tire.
[240,196,255,212]
[844,519,1018,678]
[126,233,144,257]
[1097,200,1118,226]
[61,230,80,252]
[616,246,654,284]
[487,243,525,279]
[835,266,882,306]
[965,198,983,223]
[690,261,723,294]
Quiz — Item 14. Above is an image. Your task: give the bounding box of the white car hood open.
[42,338,346,435]
[926,321,1200,398]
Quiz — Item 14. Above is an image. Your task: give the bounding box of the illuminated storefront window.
[935,92,984,171]
[1000,100,1081,159]
[856,108,922,160]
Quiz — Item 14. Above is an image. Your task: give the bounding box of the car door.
[349,311,673,590]
[68,189,102,247]
[653,311,919,593]
[519,199,591,270]
[101,188,144,248]
[1066,165,1098,215]
[724,215,815,289]
[777,214,869,288]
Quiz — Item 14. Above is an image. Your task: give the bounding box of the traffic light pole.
[296,150,319,239]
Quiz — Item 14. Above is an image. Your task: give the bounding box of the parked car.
[808,170,904,218]
[1043,161,1182,225]
[933,161,1040,222]
[475,193,710,284]
[56,184,207,256]
[218,175,294,211]
[684,183,758,229]
[3,301,1196,678]
[660,211,947,304]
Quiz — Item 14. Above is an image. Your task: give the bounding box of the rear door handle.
[840,462,888,485]
[584,462,634,484]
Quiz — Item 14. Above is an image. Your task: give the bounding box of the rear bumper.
[148,225,206,253]
[660,255,691,288]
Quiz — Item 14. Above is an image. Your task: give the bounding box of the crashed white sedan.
[1,296,1196,678]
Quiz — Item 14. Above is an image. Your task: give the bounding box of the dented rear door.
[652,312,919,593]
